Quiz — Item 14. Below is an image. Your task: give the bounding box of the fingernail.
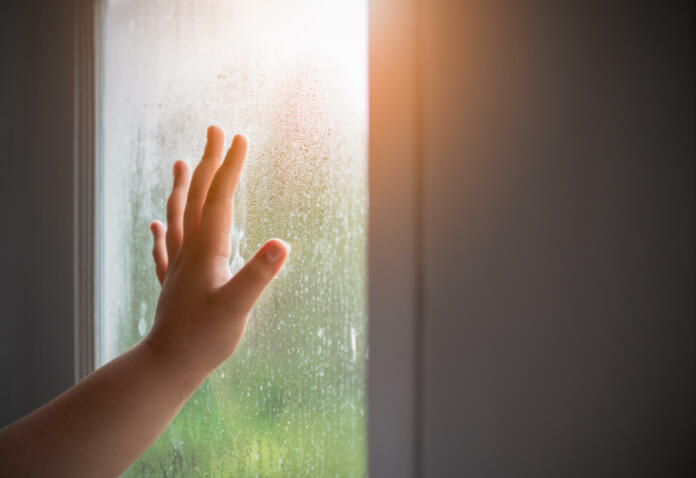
[265,240,290,264]
[265,242,283,263]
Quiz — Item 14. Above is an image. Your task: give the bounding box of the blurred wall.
[0,0,76,426]
[420,1,694,476]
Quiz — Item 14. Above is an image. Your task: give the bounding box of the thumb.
[217,238,289,314]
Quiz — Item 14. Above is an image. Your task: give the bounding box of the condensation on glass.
[98,1,367,476]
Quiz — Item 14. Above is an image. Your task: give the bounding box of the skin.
[0,126,289,477]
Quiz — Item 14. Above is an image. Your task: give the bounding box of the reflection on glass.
[99,1,367,475]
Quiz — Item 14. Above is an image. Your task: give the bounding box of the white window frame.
[368,0,423,476]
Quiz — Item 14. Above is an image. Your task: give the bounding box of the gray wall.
[420,1,695,476]
[0,0,76,426]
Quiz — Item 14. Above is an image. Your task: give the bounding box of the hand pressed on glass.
[146,125,289,376]
[0,126,288,478]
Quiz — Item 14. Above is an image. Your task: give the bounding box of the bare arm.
[0,126,288,477]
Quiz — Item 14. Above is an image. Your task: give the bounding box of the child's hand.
[0,125,289,477]
[146,126,288,378]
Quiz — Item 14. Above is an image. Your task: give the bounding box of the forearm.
[0,342,205,478]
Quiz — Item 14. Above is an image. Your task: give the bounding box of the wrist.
[137,339,209,398]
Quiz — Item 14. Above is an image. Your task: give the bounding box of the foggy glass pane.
[97,1,367,476]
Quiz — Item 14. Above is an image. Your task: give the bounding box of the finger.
[165,160,190,260]
[183,125,224,242]
[196,134,247,258]
[216,239,289,314]
[150,221,168,284]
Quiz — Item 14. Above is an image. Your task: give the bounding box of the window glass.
[98,1,367,475]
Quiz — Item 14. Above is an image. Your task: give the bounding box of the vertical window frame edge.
[368,0,422,475]
[73,0,98,382]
